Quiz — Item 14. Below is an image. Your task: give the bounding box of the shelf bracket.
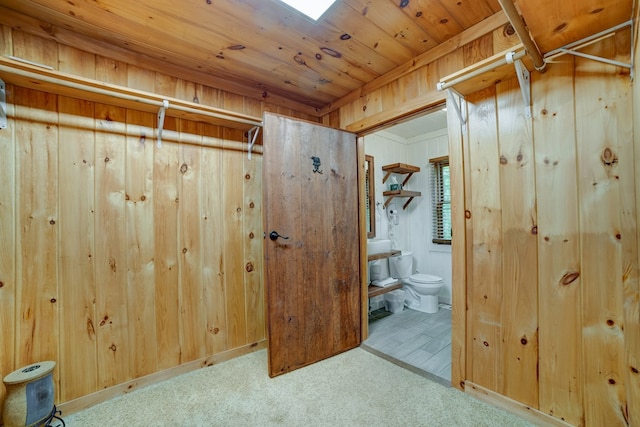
[156,99,169,148]
[402,197,415,210]
[544,20,634,79]
[400,173,414,188]
[247,126,260,160]
[506,52,531,119]
[554,48,632,70]
[444,88,466,131]
[0,79,6,129]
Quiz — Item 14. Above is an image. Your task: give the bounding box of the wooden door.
[263,112,361,377]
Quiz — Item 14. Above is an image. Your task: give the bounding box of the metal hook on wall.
[311,156,323,174]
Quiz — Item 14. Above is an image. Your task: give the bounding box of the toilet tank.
[389,252,413,279]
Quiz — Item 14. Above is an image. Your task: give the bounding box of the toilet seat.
[409,273,443,287]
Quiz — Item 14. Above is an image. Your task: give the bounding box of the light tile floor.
[362,306,452,385]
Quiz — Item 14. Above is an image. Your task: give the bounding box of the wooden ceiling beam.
[497,0,546,70]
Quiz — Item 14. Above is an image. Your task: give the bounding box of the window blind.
[430,156,451,244]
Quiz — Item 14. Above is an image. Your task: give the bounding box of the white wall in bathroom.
[406,129,452,305]
[364,131,410,250]
[365,127,453,305]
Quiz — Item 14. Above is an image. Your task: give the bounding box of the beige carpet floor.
[62,348,533,426]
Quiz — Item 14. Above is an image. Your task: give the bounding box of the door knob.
[269,231,289,241]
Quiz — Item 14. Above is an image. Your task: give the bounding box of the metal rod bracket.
[447,89,466,133]
[506,53,532,119]
[544,20,634,77]
[157,99,169,148]
[556,48,632,69]
[248,126,260,160]
[0,79,6,129]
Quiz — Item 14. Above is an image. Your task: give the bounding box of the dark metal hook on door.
[311,156,323,174]
[269,231,289,241]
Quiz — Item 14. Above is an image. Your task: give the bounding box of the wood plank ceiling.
[0,0,633,111]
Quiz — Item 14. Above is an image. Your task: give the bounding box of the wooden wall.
[329,20,639,427]
[0,27,312,413]
[458,29,638,426]
[323,18,519,132]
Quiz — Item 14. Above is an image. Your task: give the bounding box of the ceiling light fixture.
[277,0,338,21]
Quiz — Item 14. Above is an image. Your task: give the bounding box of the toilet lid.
[410,273,443,284]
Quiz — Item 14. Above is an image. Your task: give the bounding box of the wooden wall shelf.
[383,190,421,209]
[381,163,421,209]
[0,55,262,131]
[382,163,420,187]
[367,250,401,261]
[368,282,402,298]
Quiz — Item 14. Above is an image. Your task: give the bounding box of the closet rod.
[437,48,526,92]
[0,56,262,130]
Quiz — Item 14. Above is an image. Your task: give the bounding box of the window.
[277,0,338,21]
[430,156,451,244]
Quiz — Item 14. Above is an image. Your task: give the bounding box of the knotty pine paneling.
[94,102,130,389]
[0,57,16,421]
[331,24,638,427]
[628,8,640,425]
[495,77,538,407]
[471,32,633,426]
[458,31,636,426]
[0,26,319,124]
[0,28,270,413]
[336,26,519,133]
[532,58,584,425]
[58,46,99,402]
[465,86,504,391]
[575,33,631,426]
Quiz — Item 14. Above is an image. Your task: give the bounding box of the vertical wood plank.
[0,81,16,421]
[178,119,206,362]
[222,129,248,348]
[627,14,640,425]
[443,48,467,391]
[125,66,158,378]
[466,86,503,392]
[0,25,12,55]
[200,121,228,354]
[299,120,332,358]
[263,114,304,375]
[0,23,13,413]
[357,136,368,340]
[447,92,467,391]
[496,77,538,406]
[14,87,60,370]
[94,101,129,388]
[243,140,264,344]
[173,78,207,362]
[612,29,638,427]
[533,58,584,425]
[462,96,475,383]
[575,35,628,426]
[223,93,248,348]
[153,74,181,370]
[94,56,130,388]
[13,34,60,393]
[463,33,494,67]
[153,115,181,369]
[57,45,98,401]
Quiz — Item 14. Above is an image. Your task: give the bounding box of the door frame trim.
[353,95,468,391]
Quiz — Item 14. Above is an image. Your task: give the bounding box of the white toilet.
[389,252,443,314]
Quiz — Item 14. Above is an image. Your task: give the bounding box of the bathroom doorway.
[361,105,453,385]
